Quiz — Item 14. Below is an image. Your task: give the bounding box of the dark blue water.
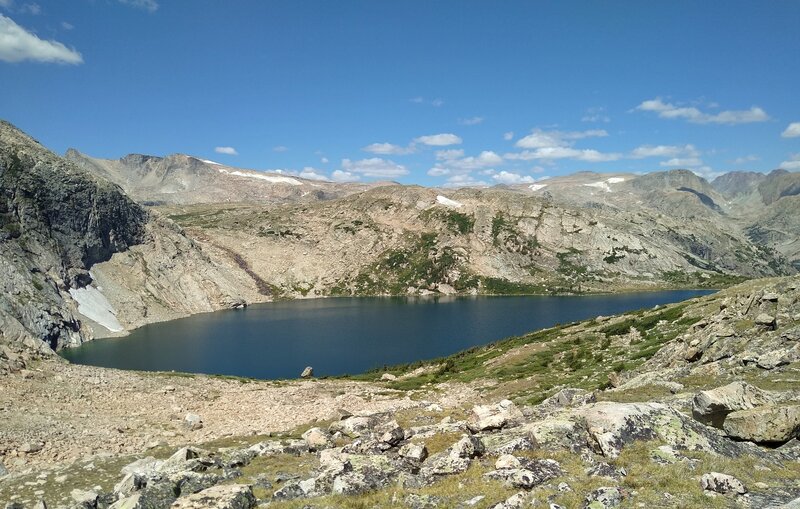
[61,291,712,379]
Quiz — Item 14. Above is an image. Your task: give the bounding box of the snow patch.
[436,195,463,208]
[68,286,123,332]
[201,159,223,166]
[217,168,302,186]
[607,177,625,184]
[528,184,548,192]
[583,181,612,192]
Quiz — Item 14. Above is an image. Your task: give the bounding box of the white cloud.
[660,157,703,168]
[780,154,800,170]
[118,0,158,12]
[782,122,800,138]
[492,171,537,185]
[428,150,503,177]
[414,133,462,146]
[581,106,610,123]
[273,145,288,152]
[635,98,769,125]
[19,3,39,15]
[435,149,464,160]
[459,116,484,126]
[298,167,329,181]
[341,158,408,178]
[320,157,329,164]
[731,155,759,165]
[503,131,514,141]
[515,129,608,149]
[410,97,443,107]
[431,98,444,107]
[214,146,238,155]
[331,170,360,182]
[0,14,82,64]
[506,147,621,163]
[61,21,73,30]
[362,142,415,155]
[630,144,699,158]
[442,174,490,188]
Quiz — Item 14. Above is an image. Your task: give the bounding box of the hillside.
[0,121,265,350]
[1,275,798,508]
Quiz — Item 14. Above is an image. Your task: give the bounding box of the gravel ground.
[0,358,475,474]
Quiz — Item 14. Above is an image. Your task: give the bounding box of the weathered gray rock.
[541,388,597,409]
[170,484,256,509]
[485,459,561,489]
[70,489,99,509]
[114,472,147,497]
[300,366,314,378]
[302,427,334,450]
[490,492,530,509]
[450,435,485,459]
[329,415,378,437]
[583,486,625,508]
[121,456,163,477]
[692,381,774,428]
[33,500,46,509]
[586,462,627,479]
[495,454,521,469]
[0,461,7,478]
[723,405,800,443]
[468,400,524,432]
[755,313,777,329]
[420,452,471,476]
[398,442,428,462]
[184,413,203,431]
[700,472,747,495]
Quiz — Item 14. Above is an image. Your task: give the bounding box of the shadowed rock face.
[0,120,148,349]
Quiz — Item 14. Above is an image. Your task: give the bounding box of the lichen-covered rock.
[170,484,256,509]
[398,442,428,462]
[700,472,747,495]
[485,459,562,489]
[692,381,774,428]
[723,405,800,444]
[450,435,485,459]
[583,486,625,508]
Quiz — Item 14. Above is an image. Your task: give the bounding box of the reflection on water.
[61,291,713,379]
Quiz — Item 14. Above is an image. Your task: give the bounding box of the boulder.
[300,366,314,378]
[541,388,597,409]
[379,420,405,446]
[755,313,777,329]
[302,427,334,450]
[450,435,485,459]
[468,400,524,432]
[584,487,625,508]
[490,492,530,509]
[184,413,203,431]
[70,489,99,509]
[700,472,747,495]
[691,381,774,428]
[723,405,800,444]
[170,484,256,509]
[398,442,428,462]
[380,373,397,381]
[485,459,561,489]
[420,452,471,476]
[329,415,378,438]
[586,462,627,479]
[121,456,163,477]
[495,454,521,470]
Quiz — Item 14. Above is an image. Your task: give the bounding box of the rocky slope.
[1,275,798,508]
[0,121,265,350]
[65,150,376,206]
[160,181,790,300]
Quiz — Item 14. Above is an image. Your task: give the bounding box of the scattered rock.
[171,484,256,509]
[468,400,523,432]
[70,489,99,508]
[399,442,428,462]
[692,381,774,428]
[723,405,800,444]
[584,486,625,508]
[380,373,397,381]
[302,427,334,450]
[755,313,777,329]
[495,454,521,469]
[450,435,485,459]
[300,366,314,378]
[184,413,204,431]
[700,472,747,495]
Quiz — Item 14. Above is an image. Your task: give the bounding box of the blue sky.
[1,1,799,186]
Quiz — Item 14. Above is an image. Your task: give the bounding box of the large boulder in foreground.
[691,381,774,428]
[571,402,762,459]
[723,405,800,444]
[468,400,524,432]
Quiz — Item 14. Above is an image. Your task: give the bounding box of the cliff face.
[0,121,262,350]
